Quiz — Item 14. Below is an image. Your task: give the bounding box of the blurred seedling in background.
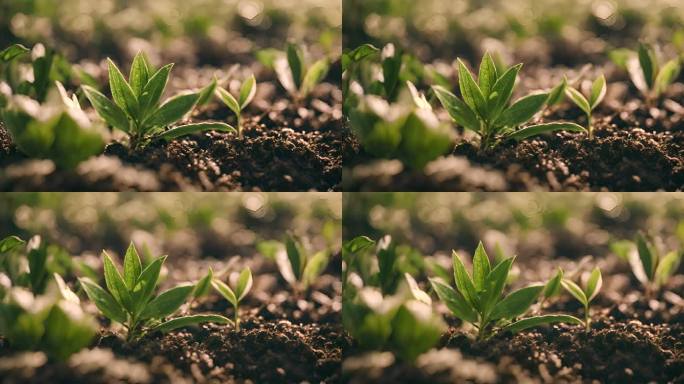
[79,243,230,342]
[83,52,234,150]
[258,235,329,294]
[432,53,585,151]
[610,43,681,105]
[631,233,681,297]
[561,267,602,331]
[430,242,581,340]
[215,74,256,137]
[259,43,329,102]
[565,74,606,139]
[210,267,252,330]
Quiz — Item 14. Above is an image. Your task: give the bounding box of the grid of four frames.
[0,0,683,383]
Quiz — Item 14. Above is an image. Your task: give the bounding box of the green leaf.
[0,235,25,253]
[655,251,681,287]
[157,122,235,141]
[193,268,213,298]
[457,59,488,118]
[404,273,431,305]
[211,279,237,307]
[132,255,165,314]
[0,44,30,62]
[488,64,522,120]
[584,267,602,302]
[590,75,606,109]
[144,92,199,128]
[79,278,126,324]
[508,122,586,141]
[301,59,329,97]
[503,314,583,333]
[82,85,130,133]
[565,87,591,115]
[129,52,150,98]
[561,279,587,307]
[102,251,134,311]
[472,241,491,291]
[543,268,563,299]
[452,250,479,309]
[345,44,378,66]
[478,53,498,96]
[235,267,253,301]
[429,278,478,323]
[123,242,142,289]
[302,250,329,288]
[490,284,543,320]
[216,87,240,116]
[139,284,193,320]
[27,245,48,292]
[480,256,515,315]
[238,74,257,109]
[152,314,232,333]
[197,76,217,106]
[381,47,401,99]
[546,77,567,106]
[139,63,173,117]
[107,58,138,118]
[432,85,480,132]
[496,92,548,127]
[655,59,681,96]
[343,236,376,255]
[286,235,304,281]
[287,43,304,88]
[407,81,431,110]
[636,233,656,280]
[638,44,656,89]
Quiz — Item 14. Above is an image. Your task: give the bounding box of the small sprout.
[430,242,581,340]
[0,235,67,295]
[630,44,681,104]
[0,273,97,361]
[632,233,681,296]
[215,74,257,137]
[83,51,234,150]
[79,242,231,341]
[211,267,252,331]
[432,53,585,151]
[561,267,602,331]
[277,235,330,293]
[275,43,330,101]
[565,74,606,139]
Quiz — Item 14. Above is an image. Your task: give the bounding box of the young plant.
[0,273,97,361]
[210,267,252,330]
[276,235,329,293]
[632,233,682,296]
[83,52,234,150]
[0,43,54,104]
[561,267,602,331]
[613,44,681,104]
[432,53,584,151]
[274,43,330,101]
[564,74,606,138]
[215,74,256,137]
[430,242,581,340]
[78,243,230,341]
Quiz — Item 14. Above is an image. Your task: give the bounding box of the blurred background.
[343,192,684,263]
[343,0,684,66]
[1,0,341,65]
[0,192,341,260]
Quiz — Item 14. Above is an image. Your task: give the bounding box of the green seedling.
[0,43,54,104]
[0,273,97,361]
[78,242,231,341]
[561,267,602,331]
[215,74,256,137]
[565,74,606,138]
[278,235,329,293]
[612,44,681,104]
[2,81,105,168]
[83,52,234,150]
[632,233,681,296]
[275,43,330,101]
[211,267,252,330]
[342,282,446,362]
[430,242,581,340]
[341,43,380,98]
[349,94,453,169]
[432,53,585,151]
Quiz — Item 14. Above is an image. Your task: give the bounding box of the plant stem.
[587,114,594,139]
[584,304,591,332]
[237,115,243,139]
[234,304,240,331]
